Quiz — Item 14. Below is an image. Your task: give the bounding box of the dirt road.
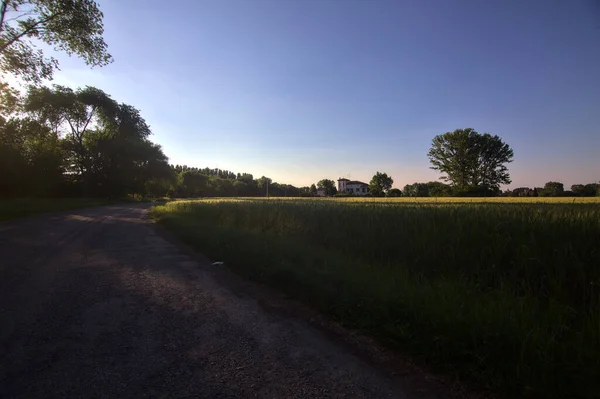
[0,204,442,399]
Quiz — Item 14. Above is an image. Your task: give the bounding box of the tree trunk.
[0,1,8,33]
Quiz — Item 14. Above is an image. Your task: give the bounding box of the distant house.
[338,178,369,196]
[316,188,327,197]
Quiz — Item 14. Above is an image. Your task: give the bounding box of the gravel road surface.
[0,204,445,399]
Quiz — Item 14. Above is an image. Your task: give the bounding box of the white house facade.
[338,178,369,196]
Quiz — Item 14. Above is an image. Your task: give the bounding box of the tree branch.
[65,116,79,143]
[0,1,8,33]
[80,104,97,136]
[0,11,64,53]
[4,10,37,24]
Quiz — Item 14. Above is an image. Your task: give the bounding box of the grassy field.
[0,198,118,222]
[151,197,600,398]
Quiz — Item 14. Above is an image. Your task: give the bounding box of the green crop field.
[151,197,600,398]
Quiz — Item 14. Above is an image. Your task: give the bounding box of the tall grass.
[152,198,600,398]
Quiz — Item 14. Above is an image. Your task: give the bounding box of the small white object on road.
[211,261,224,266]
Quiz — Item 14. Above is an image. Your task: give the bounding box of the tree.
[317,179,337,196]
[0,0,112,83]
[309,183,317,196]
[571,184,586,196]
[138,143,174,197]
[1,82,65,197]
[369,172,393,196]
[24,84,118,187]
[428,128,513,195]
[402,181,452,197]
[168,165,303,198]
[0,115,63,197]
[257,176,272,196]
[571,183,598,197]
[237,173,253,184]
[511,187,535,197]
[20,84,171,197]
[427,181,452,197]
[0,79,19,115]
[539,181,564,197]
[86,128,171,197]
[387,188,402,197]
[403,182,428,197]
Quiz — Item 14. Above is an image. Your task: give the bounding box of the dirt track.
[0,204,445,399]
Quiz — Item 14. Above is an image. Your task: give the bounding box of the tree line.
[314,129,597,198]
[172,165,302,198]
[506,182,599,197]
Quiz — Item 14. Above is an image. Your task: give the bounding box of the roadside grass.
[0,198,118,221]
[151,198,600,398]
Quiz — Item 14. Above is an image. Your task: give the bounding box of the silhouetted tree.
[0,0,112,83]
[317,179,337,196]
[428,128,513,195]
[539,182,564,197]
[369,172,393,196]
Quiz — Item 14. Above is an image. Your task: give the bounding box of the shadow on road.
[0,204,416,399]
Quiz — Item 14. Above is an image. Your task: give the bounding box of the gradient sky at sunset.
[25,0,600,189]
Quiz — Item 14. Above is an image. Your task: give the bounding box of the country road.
[0,204,447,399]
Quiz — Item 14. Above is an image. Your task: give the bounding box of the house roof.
[337,178,350,181]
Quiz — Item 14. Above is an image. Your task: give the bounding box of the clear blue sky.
[43,0,600,189]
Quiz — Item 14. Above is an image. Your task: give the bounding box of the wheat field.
[152,197,600,398]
